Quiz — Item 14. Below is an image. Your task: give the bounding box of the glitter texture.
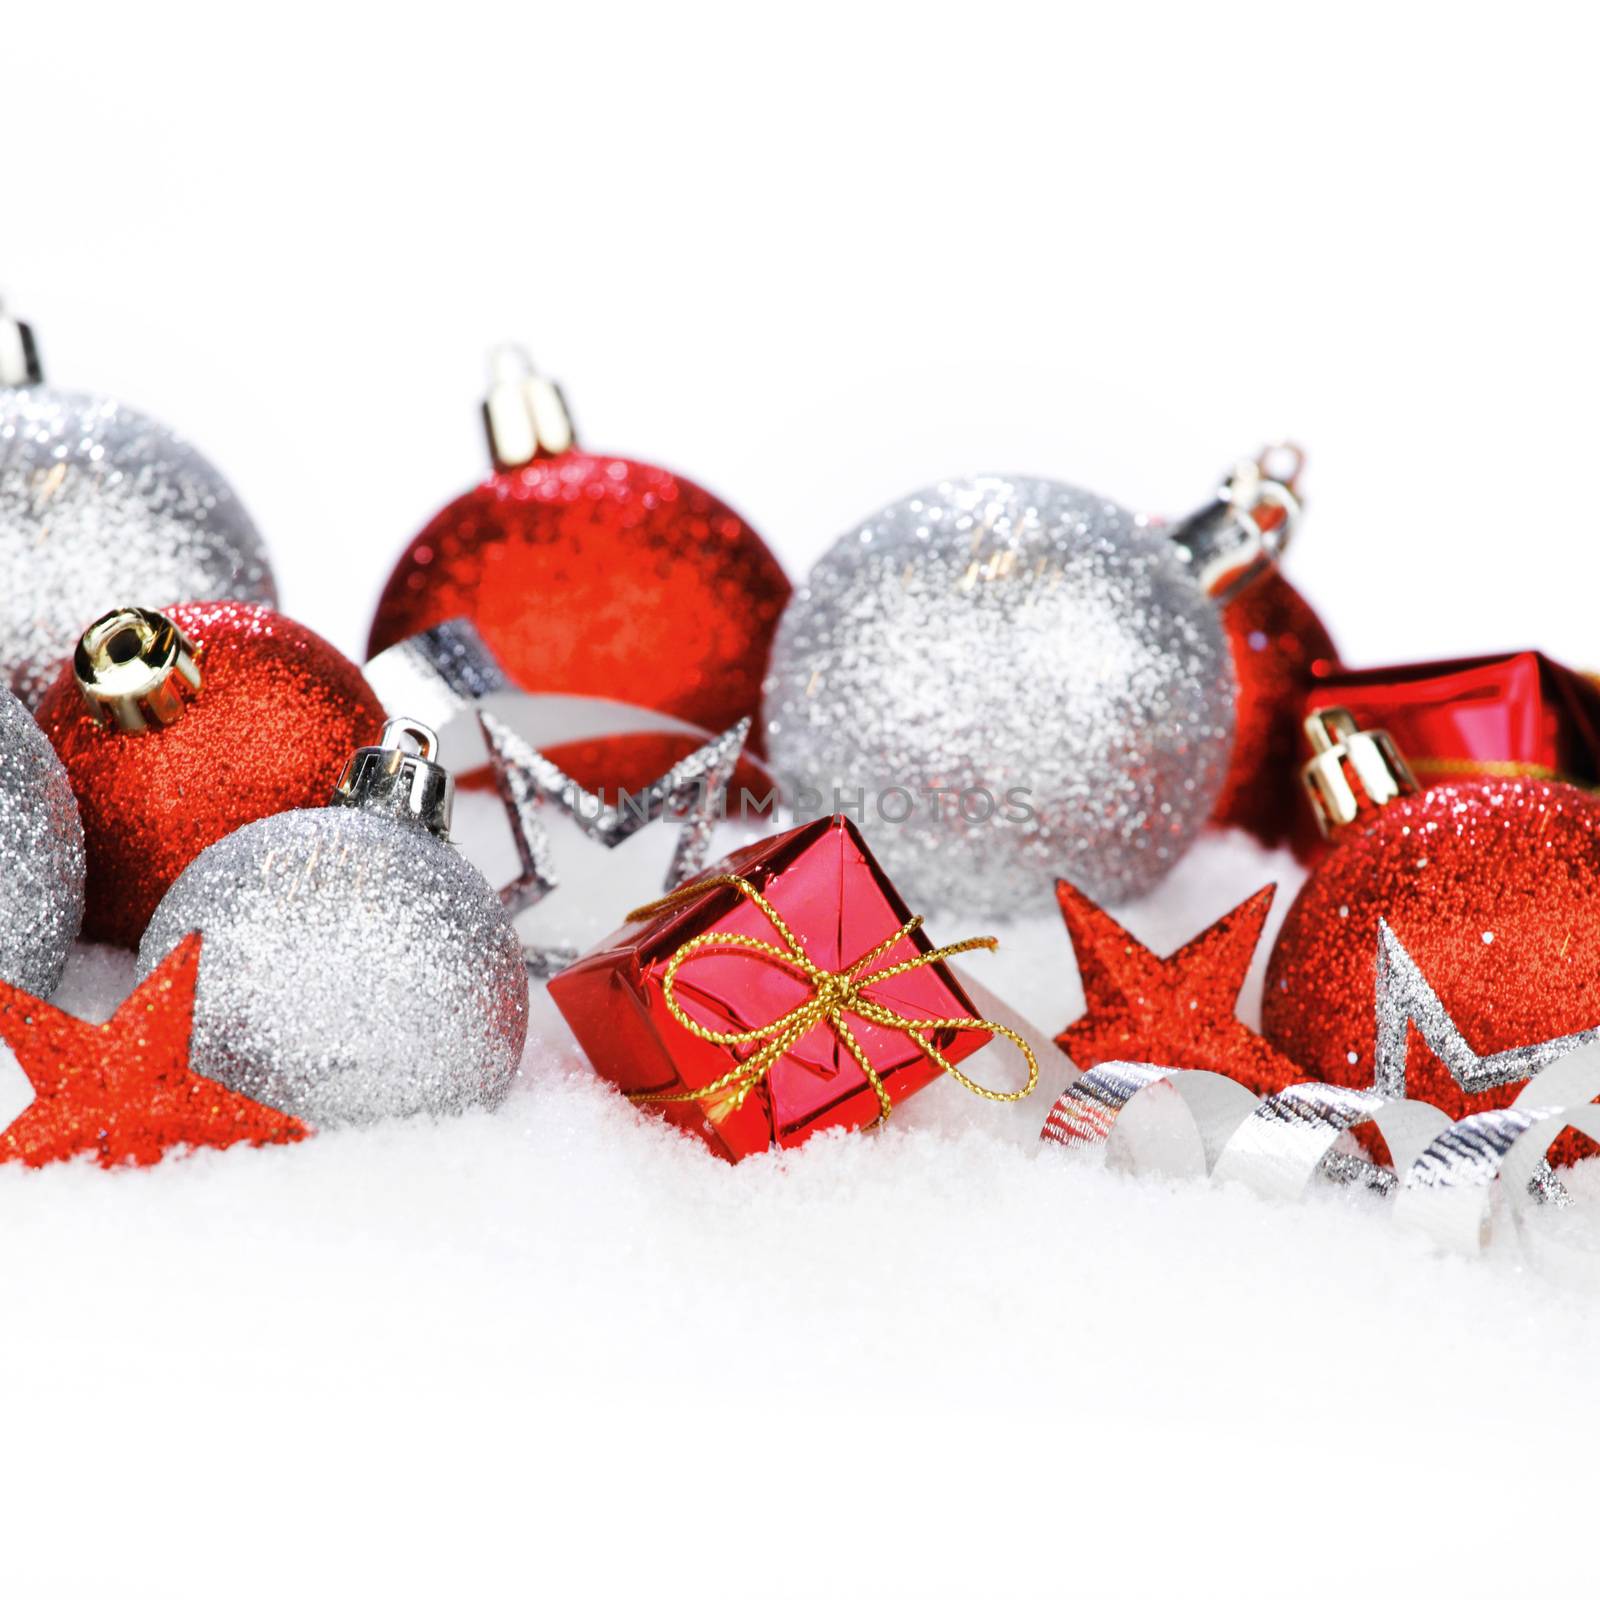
[1371,917,1599,1097]
[36,600,385,949]
[0,683,84,996]
[137,807,529,1125]
[481,707,751,909]
[0,387,277,707]
[1054,879,1302,1096]
[1263,779,1600,1121]
[0,934,307,1167]
[762,475,1236,915]
[1212,569,1338,844]
[367,452,791,766]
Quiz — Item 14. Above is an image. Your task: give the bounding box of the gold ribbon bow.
[622,874,1038,1126]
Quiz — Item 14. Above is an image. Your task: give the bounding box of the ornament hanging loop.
[383,716,437,761]
[0,300,42,387]
[1300,707,1420,839]
[74,606,202,733]
[1167,448,1304,602]
[1255,440,1306,497]
[330,716,456,840]
[482,344,576,470]
[1227,467,1301,559]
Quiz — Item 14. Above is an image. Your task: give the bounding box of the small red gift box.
[548,814,1031,1161]
[1306,651,1600,785]
[1294,651,1600,858]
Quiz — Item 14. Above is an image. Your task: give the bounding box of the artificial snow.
[5,818,1598,1597]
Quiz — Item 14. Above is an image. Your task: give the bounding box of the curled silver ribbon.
[1041,1041,1600,1278]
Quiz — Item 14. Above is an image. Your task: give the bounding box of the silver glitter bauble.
[762,475,1236,916]
[136,720,528,1125]
[0,684,85,995]
[0,386,277,707]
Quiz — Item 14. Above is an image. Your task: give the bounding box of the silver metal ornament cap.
[330,717,455,840]
[0,300,42,387]
[74,607,202,732]
[482,344,576,470]
[1300,706,1420,839]
[1167,445,1304,602]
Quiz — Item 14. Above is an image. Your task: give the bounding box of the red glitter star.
[0,934,308,1168]
[1054,880,1303,1097]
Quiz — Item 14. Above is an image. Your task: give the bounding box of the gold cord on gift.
[622,874,1038,1125]
[1408,756,1565,783]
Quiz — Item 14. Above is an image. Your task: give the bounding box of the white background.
[12,3,1598,672]
[8,4,1600,1596]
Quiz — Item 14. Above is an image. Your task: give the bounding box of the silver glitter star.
[479,709,751,975]
[1372,918,1600,1098]
[1041,922,1600,1235]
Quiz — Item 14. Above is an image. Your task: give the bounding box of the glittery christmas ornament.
[1287,652,1600,866]
[1214,570,1338,843]
[481,707,756,977]
[763,460,1295,915]
[0,303,276,708]
[1055,879,1302,1097]
[1209,445,1340,845]
[1214,571,1338,846]
[1365,918,1600,1101]
[0,683,84,996]
[36,600,385,949]
[0,934,307,1168]
[1263,708,1600,1125]
[138,718,529,1125]
[364,616,776,799]
[367,347,790,773]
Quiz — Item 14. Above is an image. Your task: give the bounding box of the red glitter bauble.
[1212,569,1338,844]
[1262,778,1600,1120]
[367,452,791,764]
[37,601,385,948]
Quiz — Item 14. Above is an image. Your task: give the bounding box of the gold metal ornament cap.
[73,607,202,733]
[1300,707,1421,840]
[329,716,455,840]
[481,344,576,471]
